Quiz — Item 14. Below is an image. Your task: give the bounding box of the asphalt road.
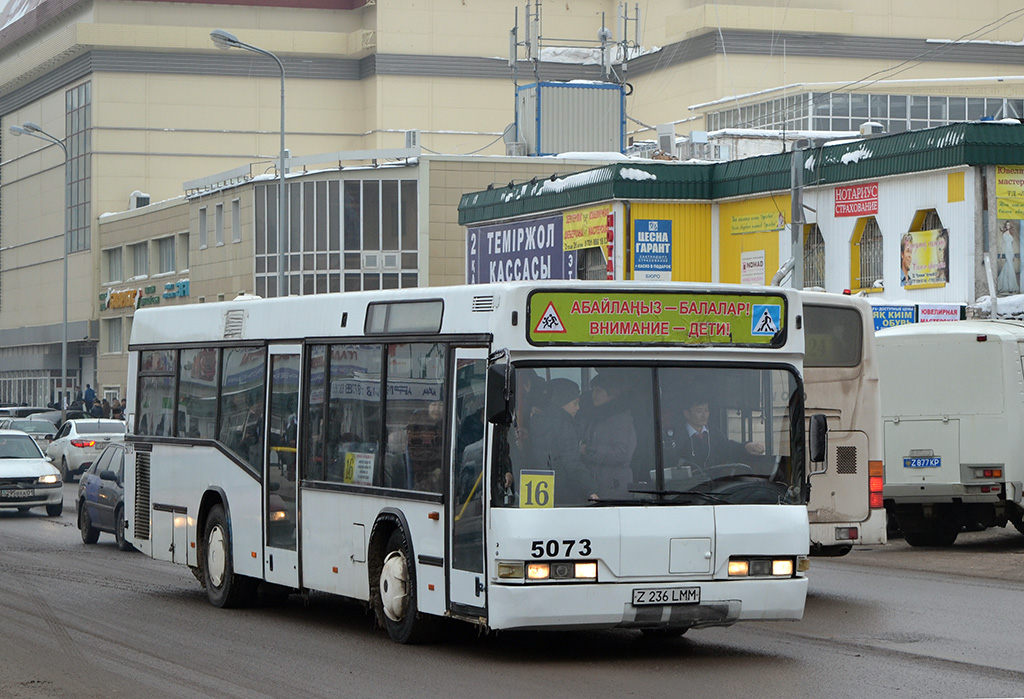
[2,484,1024,699]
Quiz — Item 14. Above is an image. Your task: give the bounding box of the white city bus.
[802,293,886,555]
[124,282,823,642]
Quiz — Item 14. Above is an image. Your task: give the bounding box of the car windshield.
[75,422,127,434]
[492,364,804,508]
[0,434,44,458]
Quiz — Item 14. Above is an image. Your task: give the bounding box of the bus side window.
[384,342,446,493]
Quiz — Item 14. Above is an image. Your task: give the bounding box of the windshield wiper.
[625,489,729,505]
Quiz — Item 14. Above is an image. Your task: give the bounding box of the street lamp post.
[211,28,288,297]
[10,122,70,421]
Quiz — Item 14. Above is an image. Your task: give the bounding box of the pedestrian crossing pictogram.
[751,304,781,336]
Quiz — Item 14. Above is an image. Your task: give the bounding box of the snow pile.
[972,293,1024,318]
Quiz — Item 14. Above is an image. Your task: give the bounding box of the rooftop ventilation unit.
[129,190,151,209]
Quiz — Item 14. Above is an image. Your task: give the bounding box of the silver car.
[0,429,63,516]
[0,417,55,451]
[45,419,127,483]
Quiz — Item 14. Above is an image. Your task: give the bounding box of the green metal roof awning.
[458,162,713,226]
[458,122,1024,226]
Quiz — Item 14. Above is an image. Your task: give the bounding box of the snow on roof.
[538,45,659,65]
[620,167,657,181]
[840,148,872,164]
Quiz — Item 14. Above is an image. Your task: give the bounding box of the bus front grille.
[134,451,151,539]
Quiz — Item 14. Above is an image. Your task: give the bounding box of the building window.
[199,207,207,249]
[578,247,607,280]
[157,236,175,274]
[215,203,224,246]
[178,232,189,271]
[104,247,123,283]
[708,91,1024,135]
[103,317,123,354]
[232,199,241,243]
[804,224,826,289]
[253,178,417,297]
[65,82,91,253]
[131,242,148,278]
[852,217,883,291]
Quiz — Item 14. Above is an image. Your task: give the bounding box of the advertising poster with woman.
[900,229,949,288]
[995,219,1021,294]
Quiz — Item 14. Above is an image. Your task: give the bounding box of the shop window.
[804,224,825,289]
[850,217,883,291]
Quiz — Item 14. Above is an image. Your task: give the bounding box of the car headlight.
[38,474,59,484]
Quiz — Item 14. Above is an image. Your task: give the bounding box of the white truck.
[876,320,1024,546]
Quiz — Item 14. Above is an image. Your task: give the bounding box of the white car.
[46,419,127,483]
[0,429,63,516]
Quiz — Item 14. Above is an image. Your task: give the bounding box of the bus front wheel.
[203,504,253,608]
[376,528,430,644]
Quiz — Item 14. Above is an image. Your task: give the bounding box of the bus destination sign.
[527,291,786,346]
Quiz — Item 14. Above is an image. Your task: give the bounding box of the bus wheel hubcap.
[208,526,227,587]
[380,550,409,622]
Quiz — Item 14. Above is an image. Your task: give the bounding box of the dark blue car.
[77,442,131,550]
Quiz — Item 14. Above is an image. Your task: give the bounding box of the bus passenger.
[529,378,596,503]
[579,373,636,499]
[407,399,444,492]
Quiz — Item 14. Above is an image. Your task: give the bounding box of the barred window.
[856,218,883,290]
[804,225,826,289]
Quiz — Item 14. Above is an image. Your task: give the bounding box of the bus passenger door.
[449,348,488,614]
[264,344,301,589]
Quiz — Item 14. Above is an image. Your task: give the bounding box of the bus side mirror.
[808,413,828,474]
[486,364,512,425]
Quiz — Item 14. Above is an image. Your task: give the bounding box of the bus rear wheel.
[376,528,430,644]
[203,504,254,608]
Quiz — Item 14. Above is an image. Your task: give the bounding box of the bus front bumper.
[485,576,808,632]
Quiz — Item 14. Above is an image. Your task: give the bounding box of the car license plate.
[904,457,940,468]
[1,488,34,498]
[632,586,700,606]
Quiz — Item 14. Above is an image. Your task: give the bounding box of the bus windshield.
[492,364,803,508]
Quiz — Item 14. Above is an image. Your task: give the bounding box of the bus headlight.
[527,562,550,580]
[728,557,795,578]
[497,561,525,579]
[498,560,597,582]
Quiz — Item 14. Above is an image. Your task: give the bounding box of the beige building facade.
[92,153,610,397]
[4,0,1024,404]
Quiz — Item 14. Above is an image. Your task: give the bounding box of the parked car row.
[3,428,131,551]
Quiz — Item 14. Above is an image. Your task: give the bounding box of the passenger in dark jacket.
[529,378,595,504]
[579,373,636,499]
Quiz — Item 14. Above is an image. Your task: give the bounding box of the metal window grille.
[858,218,883,289]
[804,225,826,288]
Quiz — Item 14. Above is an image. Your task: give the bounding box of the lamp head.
[9,125,28,136]
[22,122,42,133]
[210,29,241,50]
